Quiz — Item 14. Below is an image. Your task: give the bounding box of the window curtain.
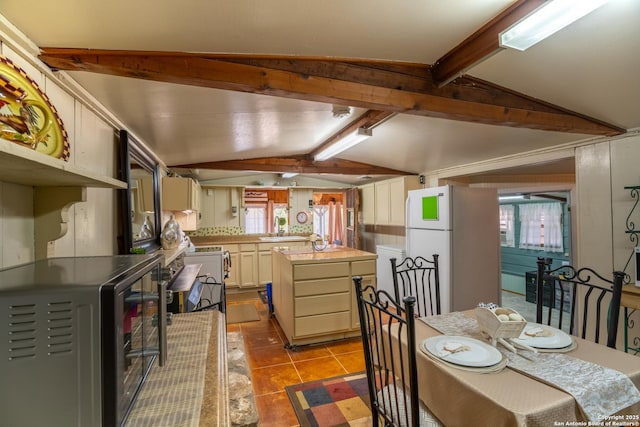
[519,203,544,250]
[499,204,515,247]
[518,202,563,253]
[543,203,564,253]
[327,201,344,243]
[266,200,275,233]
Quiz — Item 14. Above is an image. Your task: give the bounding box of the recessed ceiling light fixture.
[499,0,610,51]
[314,128,372,161]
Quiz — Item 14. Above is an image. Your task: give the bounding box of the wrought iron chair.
[535,258,624,348]
[353,276,442,427]
[390,255,441,317]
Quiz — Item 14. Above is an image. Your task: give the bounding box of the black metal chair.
[535,258,624,348]
[353,276,442,427]
[390,256,441,318]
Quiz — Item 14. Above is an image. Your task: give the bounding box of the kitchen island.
[271,245,377,348]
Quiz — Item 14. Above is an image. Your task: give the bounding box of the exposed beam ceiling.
[430,0,546,86]
[172,155,413,176]
[39,49,624,136]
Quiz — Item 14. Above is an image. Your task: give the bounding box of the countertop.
[189,234,309,246]
[273,245,377,263]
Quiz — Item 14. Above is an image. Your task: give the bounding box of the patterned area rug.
[226,303,260,324]
[286,372,372,427]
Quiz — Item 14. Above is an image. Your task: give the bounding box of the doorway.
[499,190,572,318]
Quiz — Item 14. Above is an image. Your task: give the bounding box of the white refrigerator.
[406,185,500,313]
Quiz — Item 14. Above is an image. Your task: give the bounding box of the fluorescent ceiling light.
[314,128,372,161]
[281,172,298,178]
[499,0,610,51]
[499,195,525,201]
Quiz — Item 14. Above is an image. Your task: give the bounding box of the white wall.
[0,24,120,268]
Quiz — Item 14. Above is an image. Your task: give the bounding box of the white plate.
[421,336,503,367]
[511,323,573,349]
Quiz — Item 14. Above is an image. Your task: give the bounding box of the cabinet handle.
[157,280,168,367]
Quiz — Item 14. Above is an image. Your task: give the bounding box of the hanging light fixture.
[499,0,611,51]
[314,128,372,161]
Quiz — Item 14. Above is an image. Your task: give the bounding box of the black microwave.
[0,254,169,427]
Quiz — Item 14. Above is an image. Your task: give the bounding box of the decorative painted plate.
[0,55,69,160]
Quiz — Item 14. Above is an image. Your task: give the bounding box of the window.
[499,205,515,247]
[311,201,344,243]
[245,204,266,234]
[518,203,563,252]
[273,204,288,233]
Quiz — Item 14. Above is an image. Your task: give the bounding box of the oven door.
[106,260,167,426]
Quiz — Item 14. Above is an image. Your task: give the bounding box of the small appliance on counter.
[0,254,169,427]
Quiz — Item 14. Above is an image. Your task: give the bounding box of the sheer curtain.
[518,203,563,252]
[499,204,515,247]
[543,203,563,253]
[266,200,274,233]
[328,201,344,243]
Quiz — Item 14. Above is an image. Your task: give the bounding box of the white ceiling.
[1,0,638,185]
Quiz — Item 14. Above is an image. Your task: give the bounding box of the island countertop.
[273,245,377,263]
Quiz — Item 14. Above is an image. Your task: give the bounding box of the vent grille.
[7,304,37,360]
[6,300,75,360]
[47,301,73,356]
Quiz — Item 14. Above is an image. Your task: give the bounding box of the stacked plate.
[421,336,507,373]
[511,323,575,352]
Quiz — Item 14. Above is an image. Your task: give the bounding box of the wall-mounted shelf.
[1,139,127,259]
[0,139,126,189]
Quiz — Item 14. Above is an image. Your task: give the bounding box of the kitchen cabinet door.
[374,181,390,224]
[162,177,200,211]
[258,250,272,285]
[360,184,375,224]
[239,244,258,288]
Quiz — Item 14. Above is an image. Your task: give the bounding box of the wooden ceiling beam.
[430,0,547,87]
[171,155,413,176]
[39,49,624,135]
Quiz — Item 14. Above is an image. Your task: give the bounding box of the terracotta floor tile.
[243,328,284,349]
[255,391,300,427]
[286,344,332,362]
[326,337,363,355]
[246,344,292,369]
[251,363,301,395]
[294,356,348,382]
[334,351,366,373]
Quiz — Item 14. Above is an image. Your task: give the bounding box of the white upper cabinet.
[162,177,201,211]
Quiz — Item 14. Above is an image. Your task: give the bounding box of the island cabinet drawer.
[295,277,350,297]
[295,292,351,316]
[352,260,376,276]
[294,262,349,280]
[295,311,351,336]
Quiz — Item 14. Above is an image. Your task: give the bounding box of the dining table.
[391,309,640,427]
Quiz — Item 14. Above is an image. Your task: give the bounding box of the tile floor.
[225,291,366,427]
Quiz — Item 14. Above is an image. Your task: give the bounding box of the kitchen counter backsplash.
[186,226,244,237]
[186,224,313,238]
[189,233,312,245]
